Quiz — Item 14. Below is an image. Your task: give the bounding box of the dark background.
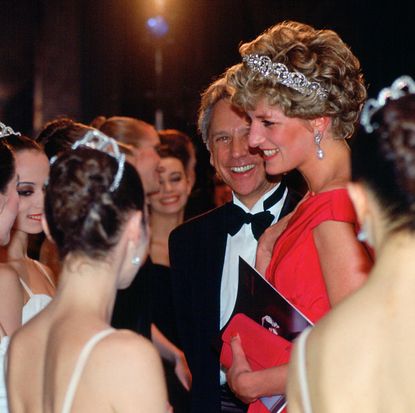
[2,0,414,205]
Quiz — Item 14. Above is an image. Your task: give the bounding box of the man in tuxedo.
[169,75,302,413]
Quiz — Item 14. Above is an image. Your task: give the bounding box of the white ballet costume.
[0,262,54,412]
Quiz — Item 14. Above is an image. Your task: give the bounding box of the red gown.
[248,189,358,413]
[265,188,358,323]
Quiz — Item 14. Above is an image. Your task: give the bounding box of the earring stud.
[357,228,368,242]
[131,256,140,266]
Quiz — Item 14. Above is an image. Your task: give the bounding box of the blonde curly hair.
[226,21,367,139]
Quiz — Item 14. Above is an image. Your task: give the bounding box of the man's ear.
[347,182,368,225]
[41,215,55,244]
[209,151,215,168]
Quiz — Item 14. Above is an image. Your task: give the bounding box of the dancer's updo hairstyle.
[36,118,92,159]
[351,93,415,233]
[45,147,145,260]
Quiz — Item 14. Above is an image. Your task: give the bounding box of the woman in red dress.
[224,20,373,408]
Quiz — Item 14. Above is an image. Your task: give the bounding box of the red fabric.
[248,400,276,413]
[220,313,292,370]
[221,314,291,413]
[266,188,358,323]
[238,189,358,413]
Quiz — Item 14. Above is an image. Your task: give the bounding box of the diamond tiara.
[360,75,415,133]
[71,129,126,192]
[0,122,21,138]
[242,54,328,101]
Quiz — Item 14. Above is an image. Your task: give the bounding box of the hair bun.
[90,116,107,129]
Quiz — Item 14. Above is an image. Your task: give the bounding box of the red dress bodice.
[265,188,358,323]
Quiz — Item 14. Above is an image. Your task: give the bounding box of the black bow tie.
[226,181,286,240]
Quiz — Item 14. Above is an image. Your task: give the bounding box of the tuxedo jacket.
[169,188,301,413]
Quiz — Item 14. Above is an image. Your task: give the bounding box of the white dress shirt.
[219,182,287,384]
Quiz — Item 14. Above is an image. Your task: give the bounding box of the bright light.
[146,15,169,37]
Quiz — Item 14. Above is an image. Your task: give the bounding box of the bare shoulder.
[306,290,376,394]
[308,290,370,357]
[287,305,358,413]
[91,329,164,380]
[313,219,355,241]
[91,329,167,412]
[0,263,21,296]
[0,263,20,285]
[0,264,23,335]
[312,220,361,262]
[105,329,160,361]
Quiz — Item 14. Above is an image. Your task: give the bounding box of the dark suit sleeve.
[169,225,194,362]
[169,208,226,413]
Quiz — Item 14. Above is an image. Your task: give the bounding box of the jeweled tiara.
[71,129,126,192]
[360,75,415,133]
[242,54,328,101]
[0,122,21,138]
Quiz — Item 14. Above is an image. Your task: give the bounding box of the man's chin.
[227,180,260,197]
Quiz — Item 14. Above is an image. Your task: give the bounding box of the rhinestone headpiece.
[242,54,328,101]
[360,75,415,134]
[71,129,126,192]
[0,122,21,138]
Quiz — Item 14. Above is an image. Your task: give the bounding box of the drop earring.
[357,217,370,242]
[357,228,368,242]
[314,131,324,160]
[131,256,140,266]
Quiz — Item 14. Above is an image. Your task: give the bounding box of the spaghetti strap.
[31,259,55,288]
[18,278,33,298]
[297,326,313,413]
[61,328,115,413]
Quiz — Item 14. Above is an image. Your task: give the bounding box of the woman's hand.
[226,334,289,403]
[151,324,192,391]
[226,334,257,404]
[255,212,293,275]
[174,349,192,391]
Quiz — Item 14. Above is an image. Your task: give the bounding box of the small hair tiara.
[360,75,415,133]
[0,122,21,138]
[71,129,126,192]
[242,54,328,101]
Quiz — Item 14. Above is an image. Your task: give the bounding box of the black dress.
[151,262,190,413]
[111,257,153,338]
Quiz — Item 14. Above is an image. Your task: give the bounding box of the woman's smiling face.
[14,149,50,234]
[148,157,191,216]
[247,98,314,176]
